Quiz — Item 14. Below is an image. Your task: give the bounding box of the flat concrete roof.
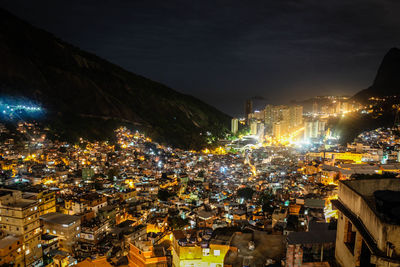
[341,178,400,197]
[0,199,36,209]
[40,212,80,225]
[287,230,336,245]
[225,231,285,266]
[0,190,13,197]
[0,235,20,249]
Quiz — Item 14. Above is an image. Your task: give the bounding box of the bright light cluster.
[0,98,44,118]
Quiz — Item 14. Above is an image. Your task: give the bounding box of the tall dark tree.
[107,167,119,181]
[237,187,254,200]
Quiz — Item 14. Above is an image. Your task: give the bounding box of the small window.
[213,250,220,256]
[344,220,356,254]
[202,248,210,256]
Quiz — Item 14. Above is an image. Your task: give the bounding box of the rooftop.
[0,235,20,249]
[40,212,80,225]
[0,190,13,197]
[226,231,285,266]
[287,229,336,245]
[41,233,58,241]
[342,178,400,196]
[1,198,36,209]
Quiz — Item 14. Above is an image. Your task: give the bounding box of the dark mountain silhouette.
[331,48,400,145]
[0,8,230,149]
[354,47,400,102]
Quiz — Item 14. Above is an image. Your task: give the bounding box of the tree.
[107,167,119,182]
[198,169,205,178]
[168,216,189,230]
[259,190,275,213]
[94,178,103,190]
[78,141,88,150]
[237,187,254,200]
[157,189,175,201]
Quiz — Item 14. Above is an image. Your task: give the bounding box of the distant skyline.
[1,0,400,116]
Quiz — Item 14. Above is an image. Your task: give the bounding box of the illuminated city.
[1,2,400,267]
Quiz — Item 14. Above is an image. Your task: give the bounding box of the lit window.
[202,248,210,256]
[213,250,220,256]
[53,230,56,235]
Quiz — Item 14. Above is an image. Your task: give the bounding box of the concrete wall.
[336,179,400,266]
[343,178,400,196]
[339,180,400,254]
[335,212,355,267]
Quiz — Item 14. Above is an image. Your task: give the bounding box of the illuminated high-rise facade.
[231,118,239,134]
[250,120,258,135]
[289,105,303,128]
[264,104,303,137]
[312,101,318,115]
[273,121,281,138]
[264,105,279,132]
[245,99,253,124]
[280,106,290,135]
[304,120,326,139]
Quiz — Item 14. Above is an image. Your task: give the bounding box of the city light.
[0,97,44,119]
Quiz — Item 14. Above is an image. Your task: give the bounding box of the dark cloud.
[1,0,400,116]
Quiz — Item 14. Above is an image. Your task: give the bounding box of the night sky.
[1,0,400,116]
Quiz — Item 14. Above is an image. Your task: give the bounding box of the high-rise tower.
[245,99,253,124]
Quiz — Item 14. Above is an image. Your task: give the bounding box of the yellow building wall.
[173,243,229,267]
